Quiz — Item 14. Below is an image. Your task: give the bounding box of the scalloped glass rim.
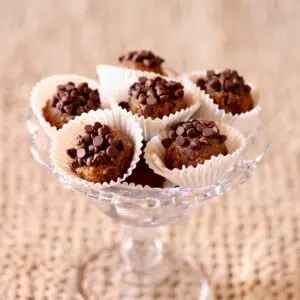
[27,108,268,209]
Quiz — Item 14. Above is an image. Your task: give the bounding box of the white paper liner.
[117,179,176,191]
[96,64,178,100]
[50,108,144,191]
[30,74,109,138]
[144,123,246,187]
[105,72,202,140]
[181,70,261,134]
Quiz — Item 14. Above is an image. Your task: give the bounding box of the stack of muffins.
[30,50,261,189]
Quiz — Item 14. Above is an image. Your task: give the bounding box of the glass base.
[77,245,210,300]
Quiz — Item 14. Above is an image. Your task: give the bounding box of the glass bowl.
[27,109,268,299]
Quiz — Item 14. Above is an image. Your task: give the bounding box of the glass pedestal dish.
[27,109,268,300]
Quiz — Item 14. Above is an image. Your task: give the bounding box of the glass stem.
[122,224,163,273]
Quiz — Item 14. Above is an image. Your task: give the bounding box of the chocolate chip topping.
[196,69,251,95]
[118,50,164,68]
[50,82,101,118]
[128,76,184,117]
[66,122,124,168]
[162,120,226,150]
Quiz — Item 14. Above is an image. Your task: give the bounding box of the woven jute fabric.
[0,0,300,299]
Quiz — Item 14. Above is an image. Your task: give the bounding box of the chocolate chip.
[94,122,101,129]
[78,82,88,91]
[57,84,66,91]
[86,99,96,109]
[168,129,176,139]
[187,128,197,137]
[245,84,251,92]
[63,104,73,115]
[106,146,119,157]
[56,102,64,111]
[183,122,193,130]
[176,126,185,136]
[210,79,221,91]
[88,144,96,153]
[166,119,225,153]
[212,126,219,134]
[77,158,85,167]
[67,148,77,159]
[50,82,101,118]
[203,127,215,137]
[83,134,92,144]
[175,89,184,98]
[119,101,129,110]
[84,125,94,134]
[196,123,206,132]
[219,135,227,142]
[207,70,215,77]
[146,89,156,97]
[199,137,208,144]
[223,69,232,79]
[93,136,104,147]
[70,89,78,98]
[146,96,157,105]
[71,161,79,169]
[99,126,110,137]
[162,138,172,148]
[51,97,59,107]
[93,153,104,165]
[86,156,93,166]
[145,79,154,87]
[77,148,86,158]
[105,134,113,141]
[139,93,147,104]
[143,59,151,67]
[196,78,206,90]
[156,87,166,96]
[119,50,164,68]
[175,136,188,147]
[190,140,201,150]
[128,76,184,117]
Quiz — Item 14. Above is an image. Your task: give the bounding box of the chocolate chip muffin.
[125,143,164,188]
[118,50,165,75]
[119,76,187,119]
[162,120,228,169]
[196,69,253,115]
[43,82,101,129]
[66,122,133,183]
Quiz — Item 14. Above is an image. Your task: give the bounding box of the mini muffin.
[66,122,133,183]
[162,120,228,169]
[118,50,165,75]
[196,69,253,115]
[119,76,187,119]
[125,143,164,188]
[43,81,101,129]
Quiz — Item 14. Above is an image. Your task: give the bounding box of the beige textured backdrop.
[0,0,300,299]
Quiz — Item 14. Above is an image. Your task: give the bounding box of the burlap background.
[0,0,299,299]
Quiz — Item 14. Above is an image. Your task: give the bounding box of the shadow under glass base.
[77,246,210,300]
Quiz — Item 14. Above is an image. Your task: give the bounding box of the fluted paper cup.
[182,70,261,134]
[50,108,143,191]
[96,64,178,100]
[30,74,109,138]
[144,123,246,187]
[117,179,176,191]
[108,72,202,140]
